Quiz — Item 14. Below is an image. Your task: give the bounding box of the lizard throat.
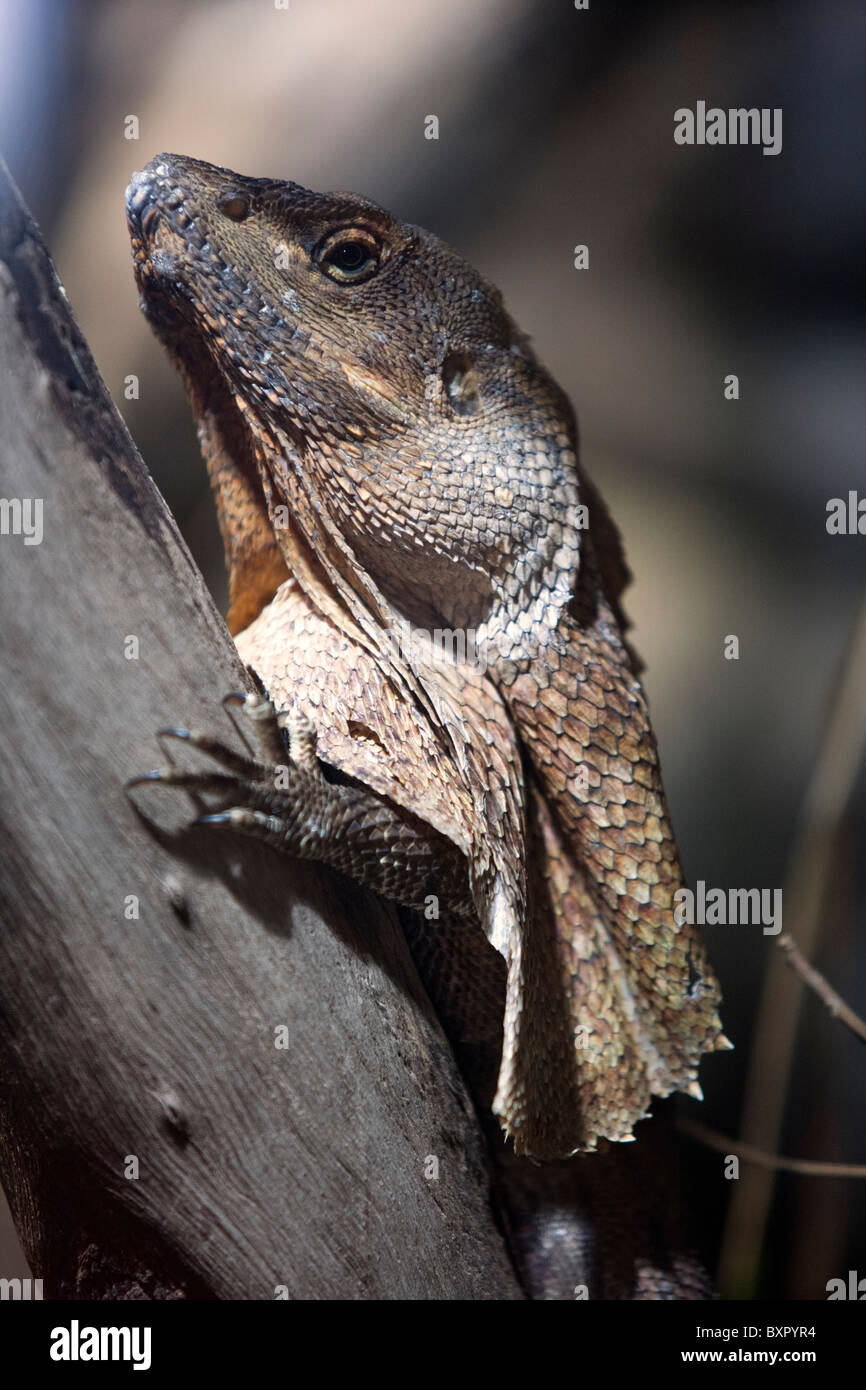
[172,339,291,633]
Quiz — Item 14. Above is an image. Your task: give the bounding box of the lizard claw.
[124,770,167,790]
[127,695,326,852]
[194,808,282,834]
[156,725,264,777]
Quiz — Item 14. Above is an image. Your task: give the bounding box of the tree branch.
[0,157,521,1300]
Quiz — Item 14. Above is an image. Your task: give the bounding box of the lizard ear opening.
[442,351,481,416]
[218,193,250,222]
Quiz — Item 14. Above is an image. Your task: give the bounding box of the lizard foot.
[127,692,473,912]
[126,691,332,853]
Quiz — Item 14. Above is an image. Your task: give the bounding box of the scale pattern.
[127,153,728,1293]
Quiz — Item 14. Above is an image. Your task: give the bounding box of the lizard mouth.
[126,169,200,337]
[127,168,279,623]
[126,166,262,482]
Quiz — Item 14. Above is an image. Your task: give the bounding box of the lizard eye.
[316,229,381,284]
[218,193,250,222]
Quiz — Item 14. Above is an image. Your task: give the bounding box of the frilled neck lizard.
[126,153,728,1299]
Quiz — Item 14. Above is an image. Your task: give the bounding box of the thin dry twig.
[680,1119,866,1180]
[775,931,866,1046]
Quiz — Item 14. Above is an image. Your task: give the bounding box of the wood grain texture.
[0,159,521,1301]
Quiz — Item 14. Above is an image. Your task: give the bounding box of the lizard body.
[127,154,727,1296]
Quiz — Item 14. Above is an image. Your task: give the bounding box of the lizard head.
[128,153,580,633]
[125,153,560,443]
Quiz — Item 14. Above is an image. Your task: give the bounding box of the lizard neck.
[254,373,586,663]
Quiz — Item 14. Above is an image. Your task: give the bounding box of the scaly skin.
[126,154,728,1295]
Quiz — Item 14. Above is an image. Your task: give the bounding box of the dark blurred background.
[1,0,863,1299]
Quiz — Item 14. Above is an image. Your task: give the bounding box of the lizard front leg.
[128,691,474,918]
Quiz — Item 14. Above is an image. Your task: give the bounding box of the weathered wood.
[0,159,521,1300]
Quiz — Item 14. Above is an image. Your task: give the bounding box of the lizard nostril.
[218,193,250,222]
